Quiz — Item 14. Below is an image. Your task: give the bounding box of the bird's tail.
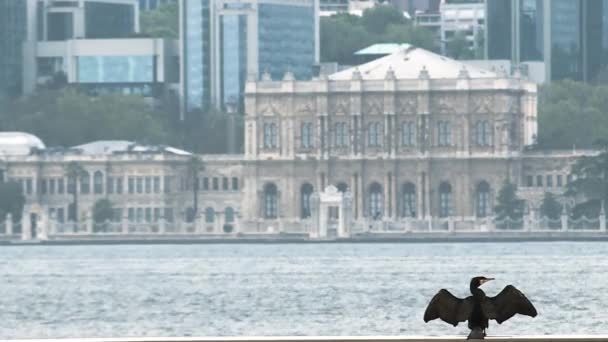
[467,328,485,340]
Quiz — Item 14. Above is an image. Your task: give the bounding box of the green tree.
[1,88,169,147]
[0,181,25,222]
[140,3,178,39]
[445,32,474,60]
[92,198,114,232]
[494,181,525,228]
[567,143,608,218]
[361,5,407,34]
[540,192,563,229]
[537,80,608,149]
[64,161,87,225]
[185,156,205,221]
[320,7,435,65]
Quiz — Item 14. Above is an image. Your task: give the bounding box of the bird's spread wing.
[423,289,473,326]
[483,285,538,324]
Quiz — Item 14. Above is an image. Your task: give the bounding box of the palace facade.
[0,47,593,237]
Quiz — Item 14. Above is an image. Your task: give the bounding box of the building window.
[212,177,219,191]
[202,177,209,190]
[163,176,172,193]
[164,208,174,223]
[400,183,416,218]
[145,208,152,223]
[153,176,160,193]
[145,177,152,193]
[300,183,314,218]
[263,123,278,149]
[474,121,492,146]
[263,183,278,219]
[49,179,56,195]
[225,207,235,223]
[557,175,563,187]
[476,181,490,218]
[232,177,239,190]
[58,178,65,194]
[401,121,416,147]
[94,171,103,194]
[128,177,135,194]
[222,177,229,191]
[136,208,144,223]
[368,182,383,220]
[526,175,533,187]
[439,182,452,218]
[300,122,313,149]
[40,179,47,195]
[136,177,143,194]
[205,207,215,223]
[80,172,90,194]
[438,121,451,146]
[334,122,348,147]
[116,178,123,194]
[107,177,114,194]
[536,175,543,187]
[153,208,161,222]
[368,122,382,147]
[546,175,553,187]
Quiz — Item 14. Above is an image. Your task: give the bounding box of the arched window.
[476,181,491,218]
[401,121,416,147]
[264,183,278,219]
[300,183,314,218]
[334,122,348,147]
[80,171,90,194]
[438,121,451,146]
[401,183,417,218]
[368,182,383,220]
[368,122,382,147]
[225,207,235,223]
[205,207,215,223]
[475,121,492,146]
[439,182,452,218]
[263,123,278,149]
[94,171,104,194]
[300,122,314,149]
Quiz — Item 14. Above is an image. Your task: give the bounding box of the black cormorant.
[423,276,537,339]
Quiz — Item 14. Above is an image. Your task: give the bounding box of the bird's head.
[470,276,494,289]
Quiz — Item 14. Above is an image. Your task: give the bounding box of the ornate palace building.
[0,46,592,238]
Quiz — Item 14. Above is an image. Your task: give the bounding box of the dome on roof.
[0,132,46,156]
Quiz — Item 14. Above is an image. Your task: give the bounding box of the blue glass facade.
[487,0,608,81]
[0,0,26,95]
[183,0,211,111]
[77,56,155,83]
[221,15,248,107]
[257,4,315,81]
[85,2,135,38]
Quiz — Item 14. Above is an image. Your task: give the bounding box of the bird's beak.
[481,278,495,285]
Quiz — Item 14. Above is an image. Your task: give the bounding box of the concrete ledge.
[13,336,608,342]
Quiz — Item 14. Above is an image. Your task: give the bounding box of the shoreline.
[2,232,608,246]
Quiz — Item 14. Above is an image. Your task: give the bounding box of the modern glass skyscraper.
[486,0,608,82]
[0,0,27,95]
[180,0,319,113]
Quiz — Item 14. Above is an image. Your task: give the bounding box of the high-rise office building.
[139,0,176,10]
[486,0,608,82]
[180,0,319,114]
[0,0,27,95]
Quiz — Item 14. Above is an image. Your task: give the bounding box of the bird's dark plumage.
[423,277,537,339]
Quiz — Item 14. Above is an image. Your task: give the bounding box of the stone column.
[5,214,12,236]
[21,215,31,241]
[318,203,327,238]
[561,207,568,232]
[159,218,166,234]
[121,216,128,234]
[383,172,390,219]
[85,216,93,235]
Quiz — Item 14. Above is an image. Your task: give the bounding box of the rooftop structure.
[0,132,46,156]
